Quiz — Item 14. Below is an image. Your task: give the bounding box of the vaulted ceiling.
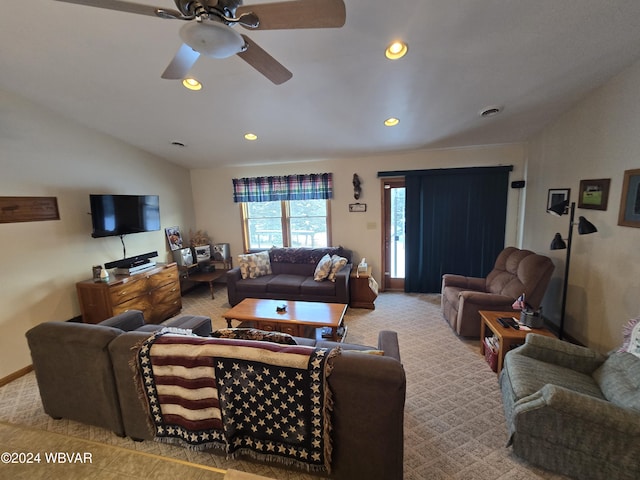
[3,0,640,168]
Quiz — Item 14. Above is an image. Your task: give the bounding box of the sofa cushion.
[313,253,333,281]
[593,352,640,411]
[211,328,297,345]
[301,277,336,296]
[503,351,606,401]
[266,274,304,294]
[270,247,342,265]
[236,275,274,293]
[238,250,272,279]
[328,255,349,282]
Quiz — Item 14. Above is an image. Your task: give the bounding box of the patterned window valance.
[232,173,333,203]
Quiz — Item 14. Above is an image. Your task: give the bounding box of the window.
[241,199,331,251]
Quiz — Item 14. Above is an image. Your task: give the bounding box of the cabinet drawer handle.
[118,291,127,296]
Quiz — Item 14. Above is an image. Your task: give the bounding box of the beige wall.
[190,144,526,285]
[523,60,640,352]
[0,89,195,377]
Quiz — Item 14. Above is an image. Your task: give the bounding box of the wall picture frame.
[547,188,570,212]
[618,169,640,228]
[165,226,184,251]
[578,178,611,210]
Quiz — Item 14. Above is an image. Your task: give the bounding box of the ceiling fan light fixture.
[244,133,258,141]
[385,41,408,60]
[179,21,245,59]
[384,117,400,127]
[182,78,202,90]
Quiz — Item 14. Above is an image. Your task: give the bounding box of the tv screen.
[90,194,160,238]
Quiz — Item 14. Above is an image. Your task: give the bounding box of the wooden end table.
[479,310,555,375]
[349,266,378,309]
[186,269,226,299]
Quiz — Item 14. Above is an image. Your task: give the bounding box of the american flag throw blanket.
[137,332,340,473]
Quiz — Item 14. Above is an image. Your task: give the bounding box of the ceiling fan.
[54,0,346,84]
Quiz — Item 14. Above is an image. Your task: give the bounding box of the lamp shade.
[550,233,567,250]
[578,216,598,234]
[548,200,569,216]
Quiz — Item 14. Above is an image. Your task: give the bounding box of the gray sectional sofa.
[26,310,406,480]
[226,247,353,306]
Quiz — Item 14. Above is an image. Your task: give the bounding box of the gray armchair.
[441,247,554,337]
[500,334,640,480]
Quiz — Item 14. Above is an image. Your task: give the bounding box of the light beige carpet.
[0,283,569,479]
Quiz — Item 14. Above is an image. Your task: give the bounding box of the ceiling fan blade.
[236,0,346,30]
[237,35,292,85]
[54,0,181,18]
[161,44,200,79]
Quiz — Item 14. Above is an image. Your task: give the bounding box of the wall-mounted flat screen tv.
[90,194,160,238]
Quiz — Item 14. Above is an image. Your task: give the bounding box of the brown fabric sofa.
[25,311,212,436]
[441,246,554,337]
[226,247,352,306]
[108,329,405,480]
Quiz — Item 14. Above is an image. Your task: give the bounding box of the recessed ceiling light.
[384,117,400,127]
[244,133,258,141]
[385,41,408,60]
[182,78,202,91]
[479,106,502,117]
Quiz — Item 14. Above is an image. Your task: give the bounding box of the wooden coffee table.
[223,298,348,341]
[479,310,556,375]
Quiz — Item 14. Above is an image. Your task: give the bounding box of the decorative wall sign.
[618,169,640,228]
[0,196,60,224]
[349,203,367,212]
[578,178,611,210]
[547,188,570,212]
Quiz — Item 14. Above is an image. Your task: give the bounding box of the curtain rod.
[377,165,513,177]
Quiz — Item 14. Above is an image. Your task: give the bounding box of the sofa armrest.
[514,333,606,374]
[332,263,352,302]
[513,383,640,441]
[378,330,401,363]
[442,274,486,291]
[458,290,514,307]
[226,267,243,306]
[98,310,145,331]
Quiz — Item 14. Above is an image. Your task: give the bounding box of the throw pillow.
[327,255,348,282]
[211,328,297,345]
[237,251,272,279]
[313,254,333,281]
[619,317,640,358]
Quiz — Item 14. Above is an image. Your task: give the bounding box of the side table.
[349,266,378,309]
[479,310,555,375]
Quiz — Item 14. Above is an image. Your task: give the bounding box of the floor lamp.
[547,200,597,339]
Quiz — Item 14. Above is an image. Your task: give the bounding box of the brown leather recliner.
[441,247,555,337]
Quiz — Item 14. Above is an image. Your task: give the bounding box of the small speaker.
[511,180,526,189]
[212,243,230,261]
[172,247,194,267]
[194,245,211,262]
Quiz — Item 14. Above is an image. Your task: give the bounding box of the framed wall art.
[0,196,60,223]
[547,188,570,212]
[618,169,640,228]
[165,226,184,250]
[578,178,611,211]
